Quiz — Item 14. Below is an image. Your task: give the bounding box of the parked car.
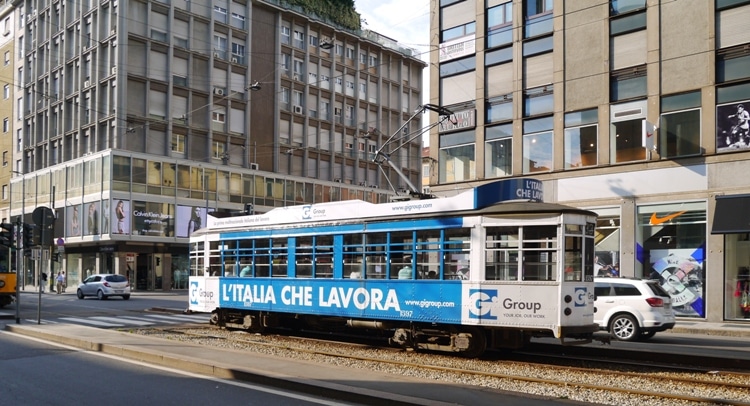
[594,277,675,341]
[77,274,131,300]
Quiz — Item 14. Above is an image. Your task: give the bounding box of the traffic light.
[0,223,14,249]
[22,223,37,249]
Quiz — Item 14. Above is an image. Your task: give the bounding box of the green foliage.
[286,0,361,31]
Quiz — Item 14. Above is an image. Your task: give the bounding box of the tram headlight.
[564,295,572,303]
[564,307,572,316]
[0,280,5,288]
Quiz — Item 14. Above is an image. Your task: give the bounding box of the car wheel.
[609,314,640,341]
[122,295,130,300]
[77,289,84,299]
[97,290,105,300]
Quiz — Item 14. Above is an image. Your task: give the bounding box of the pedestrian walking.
[56,272,64,294]
[61,270,67,292]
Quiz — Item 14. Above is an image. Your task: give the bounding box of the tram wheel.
[460,327,487,358]
[209,312,219,326]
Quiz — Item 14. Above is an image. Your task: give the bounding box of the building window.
[611,66,647,102]
[171,133,185,153]
[440,55,476,76]
[360,52,367,64]
[231,12,245,30]
[213,6,227,23]
[610,102,647,163]
[524,85,554,117]
[309,35,318,47]
[280,26,290,44]
[346,47,354,59]
[335,44,343,55]
[564,109,599,169]
[522,116,553,174]
[2,184,6,200]
[212,111,225,123]
[485,123,512,177]
[439,129,476,183]
[442,21,476,42]
[717,45,750,83]
[525,0,553,38]
[2,151,7,166]
[660,91,702,156]
[2,117,7,132]
[212,142,226,159]
[293,30,305,49]
[486,95,513,123]
[3,51,8,65]
[369,55,377,66]
[487,1,513,48]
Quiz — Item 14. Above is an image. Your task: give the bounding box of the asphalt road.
[0,327,356,406]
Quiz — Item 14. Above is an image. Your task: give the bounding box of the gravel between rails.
[129,327,750,406]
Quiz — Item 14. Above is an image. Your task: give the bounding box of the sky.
[354,1,432,145]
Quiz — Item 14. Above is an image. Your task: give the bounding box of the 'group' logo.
[189,281,200,305]
[467,289,499,320]
[573,287,588,307]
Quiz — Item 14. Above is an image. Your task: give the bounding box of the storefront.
[712,194,750,320]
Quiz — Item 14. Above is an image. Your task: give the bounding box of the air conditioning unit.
[293,75,300,81]
[422,186,431,194]
[249,163,259,170]
[213,52,220,58]
[110,29,116,36]
[214,87,224,96]
[231,57,238,63]
[111,66,117,74]
[293,105,303,114]
[84,80,90,87]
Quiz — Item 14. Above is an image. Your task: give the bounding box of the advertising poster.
[649,248,705,317]
[112,199,131,235]
[717,100,750,151]
[132,201,174,237]
[177,205,213,238]
[84,201,100,235]
[66,204,82,237]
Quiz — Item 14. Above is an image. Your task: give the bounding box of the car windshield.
[105,275,127,282]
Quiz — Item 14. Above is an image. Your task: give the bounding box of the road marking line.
[59,317,123,327]
[89,316,154,326]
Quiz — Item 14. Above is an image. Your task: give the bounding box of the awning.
[712,195,750,234]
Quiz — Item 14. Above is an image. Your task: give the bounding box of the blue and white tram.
[188,179,598,356]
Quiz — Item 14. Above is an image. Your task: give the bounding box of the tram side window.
[415,229,442,279]
[255,239,271,277]
[486,226,520,281]
[445,228,471,280]
[296,237,314,278]
[314,235,334,278]
[238,239,254,277]
[271,240,288,277]
[208,240,223,276]
[189,241,204,276]
[343,234,364,278]
[364,233,387,279]
[390,230,415,279]
[522,225,557,281]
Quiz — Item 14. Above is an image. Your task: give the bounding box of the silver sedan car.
[77,274,131,300]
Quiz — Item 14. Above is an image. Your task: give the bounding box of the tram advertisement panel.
[214,279,575,328]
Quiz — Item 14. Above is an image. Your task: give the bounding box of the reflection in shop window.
[637,202,706,318]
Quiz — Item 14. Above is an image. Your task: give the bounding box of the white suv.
[594,277,676,341]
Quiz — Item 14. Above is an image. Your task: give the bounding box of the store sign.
[439,35,476,63]
[439,109,476,133]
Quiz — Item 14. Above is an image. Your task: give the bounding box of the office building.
[430,0,750,322]
[5,0,425,290]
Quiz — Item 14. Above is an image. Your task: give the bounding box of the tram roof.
[191,179,595,237]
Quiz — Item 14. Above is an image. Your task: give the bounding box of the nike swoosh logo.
[650,211,686,225]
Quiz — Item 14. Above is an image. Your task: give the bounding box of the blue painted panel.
[218,279,464,323]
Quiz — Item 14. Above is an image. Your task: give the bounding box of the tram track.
[126,325,750,405]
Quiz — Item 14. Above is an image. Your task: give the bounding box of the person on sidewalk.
[55,272,64,294]
[61,270,67,292]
